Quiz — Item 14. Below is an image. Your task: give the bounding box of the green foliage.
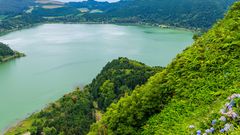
[31,89,94,135]
[89,1,240,135]
[83,0,236,30]
[88,57,162,111]
[8,57,161,135]
[3,1,240,134]
[0,42,14,57]
[0,0,34,15]
[43,127,57,135]
[0,13,45,35]
[0,0,236,34]
[0,42,17,62]
[98,80,116,110]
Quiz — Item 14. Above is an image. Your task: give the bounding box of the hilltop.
[5,58,162,135]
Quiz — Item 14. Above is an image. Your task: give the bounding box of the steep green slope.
[6,58,162,135]
[88,1,240,135]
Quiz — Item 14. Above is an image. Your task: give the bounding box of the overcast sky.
[58,0,120,2]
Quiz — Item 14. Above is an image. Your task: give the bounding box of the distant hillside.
[82,0,236,29]
[0,0,34,15]
[35,0,64,5]
[0,0,237,33]
[66,0,112,11]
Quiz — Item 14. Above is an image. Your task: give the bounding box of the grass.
[5,117,35,135]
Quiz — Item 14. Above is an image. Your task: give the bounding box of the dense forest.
[6,58,162,135]
[0,0,236,35]
[0,0,34,15]
[82,0,236,30]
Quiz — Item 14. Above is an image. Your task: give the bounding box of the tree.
[98,80,116,110]
[43,127,57,135]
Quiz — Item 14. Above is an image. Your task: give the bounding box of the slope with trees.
[5,57,162,135]
[88,1,240,134]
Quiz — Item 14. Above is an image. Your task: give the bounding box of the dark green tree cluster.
[88,57,162,111]
[0,0,34,15]
[0,42,14,56]
[0,42,15,62]
[22,57,161,135]
[82,0,236,30]
[30,90,94,135]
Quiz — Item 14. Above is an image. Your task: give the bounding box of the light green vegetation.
[89,1,240,134]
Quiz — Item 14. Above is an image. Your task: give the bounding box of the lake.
[0,24,193,133]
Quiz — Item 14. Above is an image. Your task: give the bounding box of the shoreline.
[0,52,25,64]
[0,21,197,37]
[44,21,199,33]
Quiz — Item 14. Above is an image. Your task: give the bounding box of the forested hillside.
[82,0,236,30]
[0,0,34,15]
[0,0,236,35]
[87,1,240,134]
[6,58,162,135]
[66,0,112,11]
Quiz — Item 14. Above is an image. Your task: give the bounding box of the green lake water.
[0,24,193,133]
